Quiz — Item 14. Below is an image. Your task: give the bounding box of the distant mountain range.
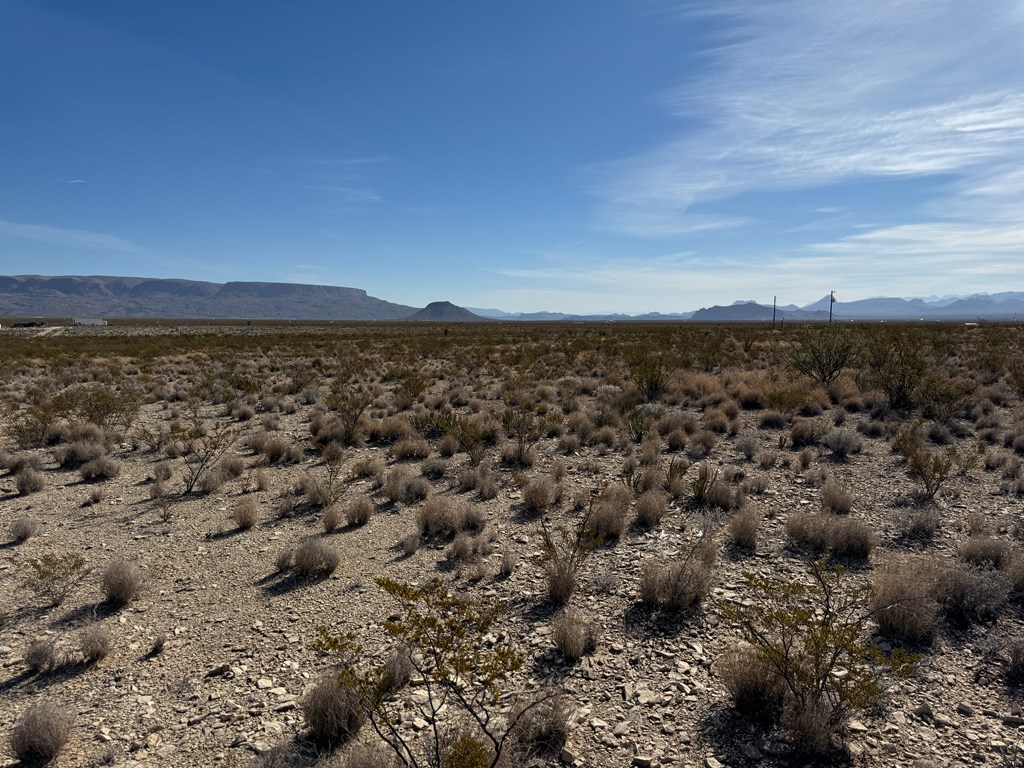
[1,275,1022,322]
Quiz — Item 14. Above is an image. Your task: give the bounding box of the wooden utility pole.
[829,290,835,325]
[773,296,777,329]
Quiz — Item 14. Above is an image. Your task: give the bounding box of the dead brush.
[727,507,761,552]
[551,607,599,660]
[639,530,717,612]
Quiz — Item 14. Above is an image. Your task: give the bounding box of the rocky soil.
[1,323,1023,768]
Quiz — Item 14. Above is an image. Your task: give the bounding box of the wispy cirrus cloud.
[299,183,382,203]
[590,0,1024,241]
[0,218,141,253]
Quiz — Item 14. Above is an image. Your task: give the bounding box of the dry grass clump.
[101,560,143,608]
[233,497,260,530]
[790,418,822,448]
[25,639,60,673]
[53,439,105,469]
[735,435,759,461]
[383,467,430,504]
[759,410,788,429]
[639,537,716,612]
[416,497,484,541]
[345,496,374,527]
[820,480,853,515]
[718,643,784,717]
[392,437,430,461]
[10,516,39,544]
[870,558,940,645]
[80,456,122,482]
[523,476,557,516]
[586,484,632,541]
[9,700,74,765]
[822,428,862,460]
[350,455,384,479]
[634,490,667,528]
[505,696,571,762]
[933,560,1008,627]
[78,624,114,664]
[293,539,340,578]
[16,466,44,496]
[321,504,343,533]
[551,607,599,660]
[786,513,874,560]
[727,507,761,552]
[959,536,1012,568]
[301,673,365,747]
[420,456,448,480]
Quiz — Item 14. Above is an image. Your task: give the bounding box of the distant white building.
[73,317,108,326]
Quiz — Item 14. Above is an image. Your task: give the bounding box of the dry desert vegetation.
[2,321,1024,768]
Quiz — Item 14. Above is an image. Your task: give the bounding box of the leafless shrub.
[233,497,259,530]
[552,608,599,660]
[79,625,114,664]
[505,695,571,762]
[639,534,716,612]
[9,700,73,765]
[293,539,340,578]
[102,560,143,608]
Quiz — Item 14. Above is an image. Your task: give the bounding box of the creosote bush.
[722,562,916,758]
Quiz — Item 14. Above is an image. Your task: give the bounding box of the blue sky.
[2,1,1023,314]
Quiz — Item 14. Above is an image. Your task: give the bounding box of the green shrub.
[722,562,916,757]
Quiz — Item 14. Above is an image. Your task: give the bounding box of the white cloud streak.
[0,219,141,253]
[590,0,1024,243]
